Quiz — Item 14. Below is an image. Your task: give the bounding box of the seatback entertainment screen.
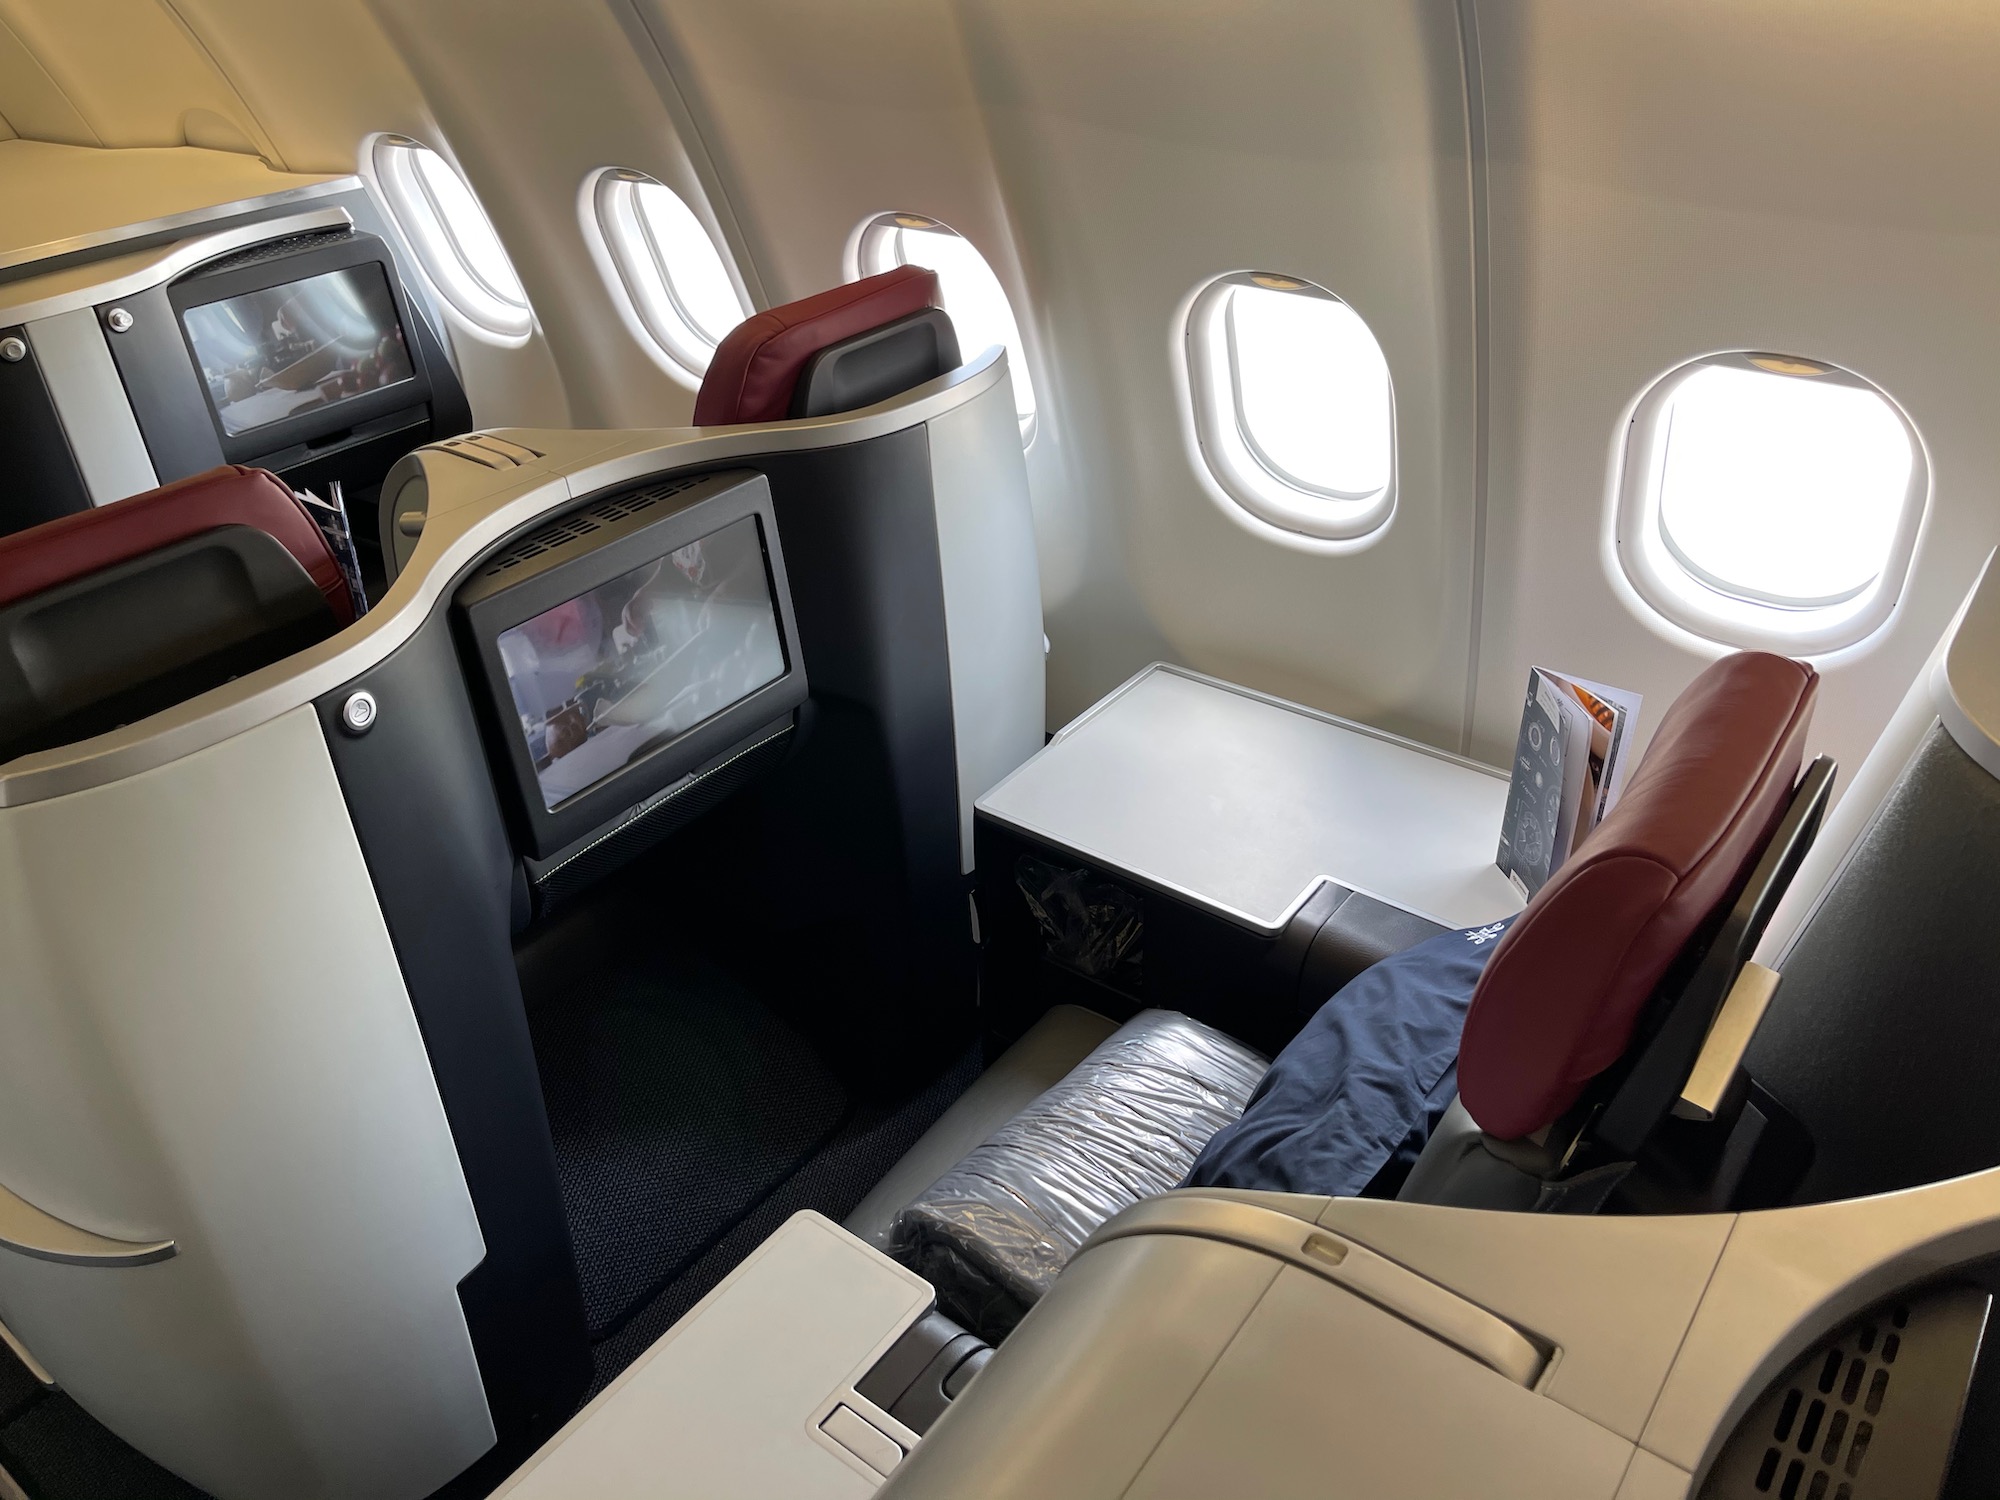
[181,263,415,437]
[495,515,788,810]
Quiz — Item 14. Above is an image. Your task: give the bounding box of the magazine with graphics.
[1496,667,1642,899]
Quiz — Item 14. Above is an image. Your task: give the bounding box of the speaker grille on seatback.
[479,475,710,577]
[1698,1286,1988,1500]
[196,227,356,277]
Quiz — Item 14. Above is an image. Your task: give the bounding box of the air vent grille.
[479,475,709,578]
[1749,1307,1899,1500]
[1699,1285,1988,1500]
[197,228,355,277]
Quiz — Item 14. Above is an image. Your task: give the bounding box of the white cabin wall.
[1468,0,2000,781]
[355,0,761,431]
[632,0,1480,741]
[626,0,1157,730]
[952,0,1480,742]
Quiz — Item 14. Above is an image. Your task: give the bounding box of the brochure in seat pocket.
[1496,667,1642,899]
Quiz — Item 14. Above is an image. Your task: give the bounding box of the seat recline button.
[340,690,378,736]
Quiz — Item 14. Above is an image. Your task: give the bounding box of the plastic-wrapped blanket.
[890,1010,1267,1339]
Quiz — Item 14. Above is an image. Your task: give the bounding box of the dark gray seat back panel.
[1748,724,2000,1203]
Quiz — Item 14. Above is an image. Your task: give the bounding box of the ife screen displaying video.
[496,516,788,811]
[181,263,416,438]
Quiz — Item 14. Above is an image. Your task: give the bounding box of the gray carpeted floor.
[0,1369,204,1500]
[528,947,853,1340]
[582,1044,978,1394]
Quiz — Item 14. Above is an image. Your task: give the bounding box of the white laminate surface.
[494,1213,934,1500]
[977,665,1526,934]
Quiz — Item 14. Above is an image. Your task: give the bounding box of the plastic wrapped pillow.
[890,1010,1266,1340]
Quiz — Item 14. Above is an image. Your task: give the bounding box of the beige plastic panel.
[880,1226,1635,1500]
[1122,1265,1632,1500]
[1615,1448,1692,1500]
[1313,1195,1732,1442]
[495,1214,932,1500]
[879,1234,1284,1499]
[0,140,336,264]
[0,706,491,1500]
[0,0,275,157]
[1644,1165,2000,1475]
[885,1167,2000,1500]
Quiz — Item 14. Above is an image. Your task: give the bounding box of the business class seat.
[0,464,355,764]
[693,264,962,425]
[851,652,1826,1337]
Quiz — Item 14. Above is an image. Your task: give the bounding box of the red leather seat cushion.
[0,465,352,626]
[692,266,942,426]
[1456,652,1818,1140]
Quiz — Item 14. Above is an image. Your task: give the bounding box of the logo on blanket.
[1463,922,1510,947]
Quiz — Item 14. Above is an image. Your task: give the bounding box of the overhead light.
[1748,353,1832,378]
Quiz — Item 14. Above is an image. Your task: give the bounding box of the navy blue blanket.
[1184,916,1516,1197]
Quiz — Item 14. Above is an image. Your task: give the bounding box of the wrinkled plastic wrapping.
[890,1010,1267,1340]
[1016,856,1143,982]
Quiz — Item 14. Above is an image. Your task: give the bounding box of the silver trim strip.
[0,206,355,327]
[0,1179,175,1268]
[1051,662,1505,776]
[27,308,159,504]
[1676,962,1782,1122]
[0,1314,55,1389]
[0,348,1010,807]
[0,175,357,275]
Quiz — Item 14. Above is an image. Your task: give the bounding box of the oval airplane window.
[850,212,1036,441]
[369,135,533,342]
[587,168,748,385]
[1613,353,1928,653]
[1181,272,1397,546]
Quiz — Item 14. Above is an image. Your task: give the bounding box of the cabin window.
[368,136,533,342]
[849,213,1036,441]
[1181,272,1396,547]
[587,169,748,385]
[1614,354,1927,652]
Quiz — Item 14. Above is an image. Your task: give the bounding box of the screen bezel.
[457,470,809,858]
[168,235,435,465]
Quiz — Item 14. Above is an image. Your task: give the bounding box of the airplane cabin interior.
[1,3,1999,1498]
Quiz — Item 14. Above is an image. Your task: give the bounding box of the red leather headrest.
[1456,652,1818,1140]
[692,266,942,426]
[0,465,352,626]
